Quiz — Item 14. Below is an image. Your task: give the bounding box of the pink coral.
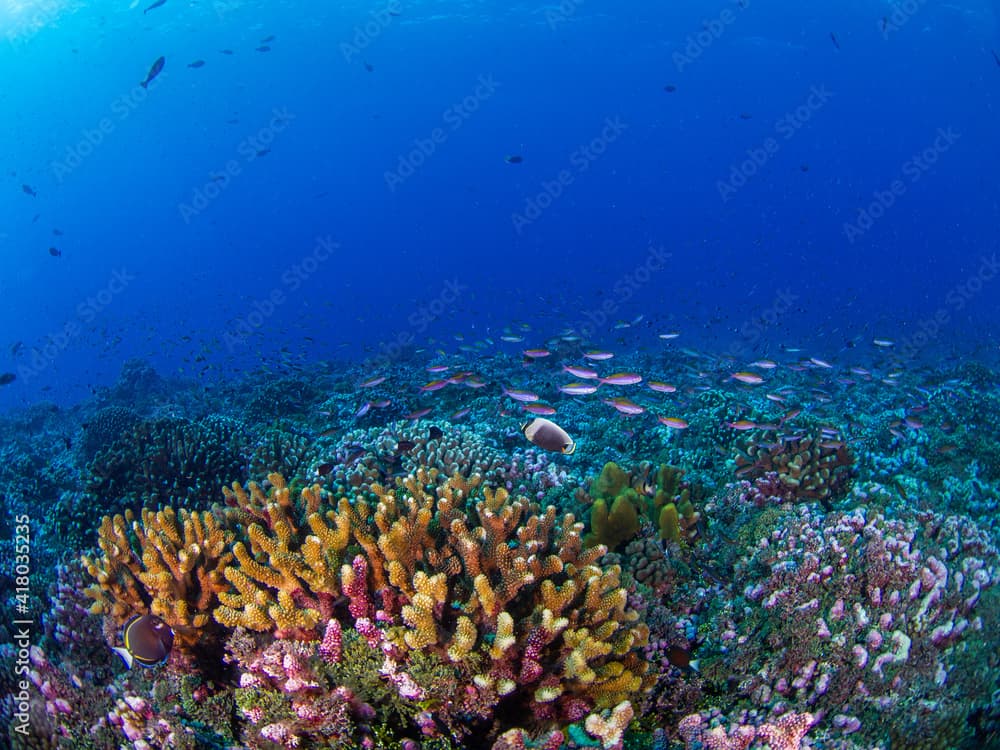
[319,618,343,663]
[677,711,813,750]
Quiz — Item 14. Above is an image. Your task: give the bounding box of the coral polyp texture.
[735,433,855,505]
[81,505,234,661]
[213,469,651,746]
[698,492,1000,748]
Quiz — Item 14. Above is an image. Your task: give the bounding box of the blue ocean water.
[3,2,1000,749]
[2,0,998,408]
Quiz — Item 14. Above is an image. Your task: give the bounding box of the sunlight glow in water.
[0,0,68,41]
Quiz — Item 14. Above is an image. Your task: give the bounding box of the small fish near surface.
[187,60,206,68]
[0,372,16,386]
[522,417,576,455]
[505,155,523,164]
[256,45,272,52]
[143,0,167,13]
[830,31,841,50]
[48,247,61,257]
[22,184,36,197]
[140,56,165,88]
[112,614,174,669]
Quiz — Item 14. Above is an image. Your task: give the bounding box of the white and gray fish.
[521,417,575,455]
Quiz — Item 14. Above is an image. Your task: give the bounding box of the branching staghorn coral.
[81,506,234,660]
[213,469,651,738]
[214,474,353,635]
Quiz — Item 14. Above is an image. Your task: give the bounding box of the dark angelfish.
[112,614,174,669]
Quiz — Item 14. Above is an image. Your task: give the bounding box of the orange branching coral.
[211,469,651,734]
[82,506,233,658]
[354,469,652,725]
[213,474,352,635]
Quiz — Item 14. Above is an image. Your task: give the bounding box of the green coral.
[586,462,701,548]
[586,493,641,550]
[590,461,630,500]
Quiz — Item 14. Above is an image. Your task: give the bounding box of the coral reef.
[79,406,140,460]
[82,505,234,663]
[247,426,321,482]
[41,560,114,684]
[214,470,651,744]
[697,494,1000,748]
[677,710,815,750]
[735,433,854,506]
[585,462,702,549]
[86,415,248,510]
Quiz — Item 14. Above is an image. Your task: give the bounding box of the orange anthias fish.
[647,381,677,393]
[563,365,599,379]
[731,372,764,385]
[503,386,539,403]
[598,372,643,386]
[603,397,645,415]
[658,416,688,429]
[419,379,449,392]
[523,403,556,415]
[559,382,599,395]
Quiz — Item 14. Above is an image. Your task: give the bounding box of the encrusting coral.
[81,506,234,661]
[213,469,651,743]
